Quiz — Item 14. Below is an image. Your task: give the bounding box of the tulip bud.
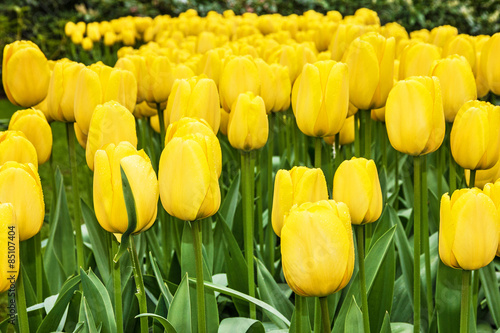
[386,76,445,156]
[430,25,458,49]
[8,109,52,164]
[93,142,158,235]
[86,101,137,171]
[227,92,268,151]
[104,31,117,46]
[122,29,136,46]
[0,162,44,241]
[0,203,18,293]
[71,31,84,45]
[474,35,490,98]
[343,32,395,110]
[430,55,477,122]
[219,56,260,112]
[159,119,221,221]
[167,76,220,134]
[281,200,355,296]
[439,188,499,270]
[450,100,500,171]
[483,180,500,255]
[87,22,101,42]
[398,42,441,80]
[255,59,291,113]
[272,166,329,237]
[82,37,93,51]
[443,34,476,74]
[3,41,51,107]
[65,22,76,37]
[0,131,38,167]
[294,61,349,137]
[333,157,383,225]
[479,33,500,95]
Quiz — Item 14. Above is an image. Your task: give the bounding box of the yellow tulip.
[87,22,101,42]
[439,188,499,270]
[443,34,476,74]
[219,108,230,136]
[104,31,117,46]
[479,33,500,95]
[0,131,38,167]
[410,29,430,42]
[329,23,378,61]
[429,25,458,49]
[219,56,260,112]
[324,115,355,146]
[281,200,354,297]
[0,162,44,241]
[483,180,500,255]
[386,76,445,156]
[333,157,383,224]
[465,158,500,189]
[8,109,52,164]
[272,166,329,237]
[134,101,157,119]
[0,203,18,293]
[74,67,102,134]
[227,92,268,151]
[82,37,93,51]
[255,59,291,113]
[198,48,225,86]
[74,122,88,149]
[268,45,299,82]
[93,142,158,235]
[430,55,477,122]
[167,76,220,134]
[474,35,490,98]
[65,22,76,36]
[294,60,349,137]
[450,100,500,171]
[71,31,84,45]
[86,101,137,171]
[343,32,395,110]
[159,119,221,221]
[47,59,85,122]
[122,29,136,46]
[398,42,441,80]
[2,41,50,107]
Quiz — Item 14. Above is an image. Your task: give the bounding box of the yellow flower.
[2,41,50,107]
[0,162,44,241]
[429,25,458,49]
[219,56,260,112]
[281,200,355,297]
[0,203,18,293]
[479,32,500,95]
[443,34,476,75]
[385,76,445,156]
[450,100,500,170]
[93,142,158,235]
[439,188,499,270]
[465,158,500,189]
[0,131,38,168]
[474,35,491,98]
[272,166,329,237]
[255,59,291,113]
[398,41,441,80]
[483,180,500,255]
[82,37,93,51]
[324,115,355,146]
[333,157,383,225]
[8,109,52,165]
[74,122,88,149]
[87,22,101,42]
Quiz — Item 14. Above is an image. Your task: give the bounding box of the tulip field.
[2,3,500,333]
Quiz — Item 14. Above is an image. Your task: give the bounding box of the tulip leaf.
[114,166,138,262]
[479,262,500,327]
[400,161,414,209]
[79,296,98,333]
[390,322,414,332]
[219,171,241,231]
[344,296,364,333]
[435,261,461,333]
[218,318,265,333]
[44,167,77,294]
[379,312,391,333]
[80,268,117,333]
[136,313,177,333]
[149,252,174,309]
[167,273,192,333]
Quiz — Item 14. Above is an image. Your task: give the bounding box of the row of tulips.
[1,6,500,333]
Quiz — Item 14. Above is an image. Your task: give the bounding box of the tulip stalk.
[267,113,275,276]
[67,123,85,271]
[422,156,433,321]
[334,133,341,172]
[256,155,264,250]
[315,138,322,169]
[356,225,371,333]
[413,155,422,333]
[156,103,166,148]
[355,112,361,157]
[111,236,124,333]
[460,270,472,333]
[16,271,30,333]
[128,236,148,333]
[319,297,330,333]
[33,233,43,303]
[191,220,207,333]
[362,110,372,159]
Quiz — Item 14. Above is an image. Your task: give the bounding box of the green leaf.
[136,314,177,333]
[344,296,364,333]
[218,171,241,231]
[479,262,500,327]
[379,312,391,333]
[390,322,414,332]
[80,268,117,333]
[149,252,174,309]
[44,167,76,293]
[167,273,192,333]
[435,261,461,333]
[79,296,98,333]
[218,318,265,333]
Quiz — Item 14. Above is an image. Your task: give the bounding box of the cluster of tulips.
[2,5,500,333]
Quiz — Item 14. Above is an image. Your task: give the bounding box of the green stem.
[128,237,148,333]
[293,116,300,166]
[355,112,361,157]
[112,237,124,333]
[414,155,422,333]
[267,114,275,276]
[315,137,322,169]
[422,156,433,322]
[242,152,256,319]
[363,110,371,159]
[447,124,456,193]
[157,103,166,149]
[319,297,330,333]
[191,220,206,333]
[472,269,479,322]
[460,270,472,333]
[16,272,30,333]
[314,298,322,333]
[469,169,476,189]
[394,150,399,211]
[256,153,264,251]
[356,225,371,333]
[34,233,43,303]
[334,133,341,173]
[381,122,387,169]
[67,122,85,271]
[437,145,444,197]
[295,294,302,333]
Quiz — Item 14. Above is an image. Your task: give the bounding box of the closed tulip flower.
[324,115,355,146]
[430,55,477,122]
[430,25,458,49]
[93,142,158,235]
[86,101,137,170]
[3,41,51,107]
[483,180,500,255]
[450,100,500,171]
[255,59,291,113]
[443,34,476,74]
[398,42,441,80]
[281,200,355,297]
[104,31,117,46]
[219,108,230,136]
[343,32,395,110]
[439,188,499,270]
[0,203,18,293]
[0,131,38,167]
[386,76,445,156]
[272,166,329,237]
[82,37,93,51]
[0,162,44,241]
[74,122,88,149]
[294,60,349,137]
[134,101,157,119]
[167,76,220,134]
[333,157,383,225]
[474,35,490,98]
[8,109,52,164]
[465,158,500,189]
[479,33,500,95]
[219,56,260,112]
[227,92,268,151]
[87,22,101,42]
[159,119,221,221]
